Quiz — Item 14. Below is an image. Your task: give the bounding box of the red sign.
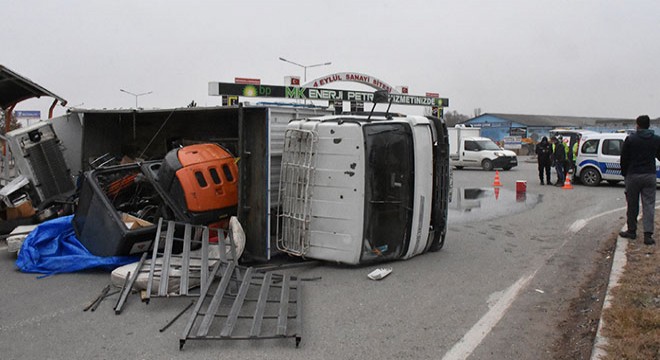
[234,77,261,85]
[400,86,409,94]
[426,92,439,98]
[290,78,300,85]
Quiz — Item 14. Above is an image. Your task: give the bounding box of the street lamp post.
[120,89,153,109]
[278,57,331,83]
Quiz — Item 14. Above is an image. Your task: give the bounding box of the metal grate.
[179,264,302,349]
[144,219,237,301]
[276,129,318,256]
[25,138,75,201]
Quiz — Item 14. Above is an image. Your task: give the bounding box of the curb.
[590,229,629,360]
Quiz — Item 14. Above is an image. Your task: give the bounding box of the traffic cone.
[562,174,573,190]
[494,187,500,200]
[493,171,503,187]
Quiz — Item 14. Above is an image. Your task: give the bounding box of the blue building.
[458,113,647,145]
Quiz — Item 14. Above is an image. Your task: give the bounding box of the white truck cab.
[448,125,518,171]
[275,113,450,265]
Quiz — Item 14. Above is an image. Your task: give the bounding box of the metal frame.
[276,128,318,256]
[144,218,235,302]
[179,264,303,349]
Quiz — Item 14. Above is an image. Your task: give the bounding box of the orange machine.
[157,143,238,221]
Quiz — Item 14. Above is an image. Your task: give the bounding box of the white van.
[448,125,517,171]
[575,133,660,186]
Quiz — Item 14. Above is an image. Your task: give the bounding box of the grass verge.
[600,225,660,359]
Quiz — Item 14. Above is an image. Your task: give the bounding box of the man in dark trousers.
[550,136,565,186]
[535,136,552,185]
[619,115,660,245]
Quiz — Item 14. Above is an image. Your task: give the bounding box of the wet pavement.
[448,187,542,224]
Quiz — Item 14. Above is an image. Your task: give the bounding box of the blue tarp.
[16,215,138,276]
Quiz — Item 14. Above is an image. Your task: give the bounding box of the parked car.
[575,132,660,186]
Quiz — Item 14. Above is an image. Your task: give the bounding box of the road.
[0,157,626,359]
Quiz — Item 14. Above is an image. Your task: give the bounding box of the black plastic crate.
[73,163,162,256]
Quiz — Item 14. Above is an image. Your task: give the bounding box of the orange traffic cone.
[493,170,503,187]
[562,174,573,190]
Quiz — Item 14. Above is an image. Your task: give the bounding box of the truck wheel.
[429,233,445,252]
[481,159,493,171]
[580,167,601,186]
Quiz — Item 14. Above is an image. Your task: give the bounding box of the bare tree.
[444,110,469,127]
[0,110,22,135]
[473,108,482,117]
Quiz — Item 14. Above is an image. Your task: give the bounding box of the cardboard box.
[6,200,36,220]
[121,213,153,230]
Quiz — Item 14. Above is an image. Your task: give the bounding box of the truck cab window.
[465,141,477,151]
[361,123,414,262]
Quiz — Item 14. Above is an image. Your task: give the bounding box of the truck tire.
[429,232,445,252]
[481,159,493,171]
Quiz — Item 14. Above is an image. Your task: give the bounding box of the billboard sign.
[14,110,41,118]
[208,82,449,107]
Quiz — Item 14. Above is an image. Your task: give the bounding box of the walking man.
[619,115,660,245]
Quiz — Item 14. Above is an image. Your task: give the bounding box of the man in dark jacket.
[619,115,660,245]
[535,136,552,185]
[550,136,565,186]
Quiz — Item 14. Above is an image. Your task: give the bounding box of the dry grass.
[600,226,660,360]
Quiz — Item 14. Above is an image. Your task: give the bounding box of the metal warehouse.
[459,113,660,145]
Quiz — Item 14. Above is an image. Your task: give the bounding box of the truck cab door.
[462,140,481,166]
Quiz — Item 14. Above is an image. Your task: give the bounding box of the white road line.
[443,204,634,360]
[442,270,538,360]
[570,206,627,233]
[569,203,660,233]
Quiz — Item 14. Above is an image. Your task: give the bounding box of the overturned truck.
[44,95,450,264]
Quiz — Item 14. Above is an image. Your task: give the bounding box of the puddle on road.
[448,187,542,224]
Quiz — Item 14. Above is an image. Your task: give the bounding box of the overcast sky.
[2,0,659,119]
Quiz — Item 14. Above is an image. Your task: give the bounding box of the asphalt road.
[0,157,628,359]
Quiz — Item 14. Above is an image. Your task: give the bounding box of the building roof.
[468,113,634,127]
[0,65,67,110]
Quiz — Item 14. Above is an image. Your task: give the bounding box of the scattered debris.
[4,225,38,253]
[114,252,148,314]
[159,300,195,333]
[84,285,117,312]
[535,289,545,294]
[367,268,393,281]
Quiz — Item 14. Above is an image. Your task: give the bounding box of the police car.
[575,132,660,186]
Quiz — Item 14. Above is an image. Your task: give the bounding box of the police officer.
[535,136,552,185]
[550,136,565,186]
